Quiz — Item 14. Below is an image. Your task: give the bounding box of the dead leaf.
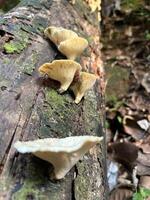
[148,115,150,122]
[131,91,150,113]
[140,176,150,189]
[110,186,133,200]
[137,151,150,167]
[137,163,150,176]
[141,73,150,93]
[108,142,139,168]
[123,117,145,140]
[139,135,150,154]
[137,151,150,175]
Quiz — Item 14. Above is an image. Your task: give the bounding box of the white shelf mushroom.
[70,72,98,104]
[44,26,88,60]
[44,26,78,46]
[58,37,88,60]
[38,60,81,93]
[14,136,103,180]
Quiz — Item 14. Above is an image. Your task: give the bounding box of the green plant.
[145,31,150,40]
[133,187,150,200]
[121,0,143,9]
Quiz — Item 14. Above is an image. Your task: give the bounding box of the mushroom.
[44,26,78,46]
[70,72,98,104]
[58,37,88,60]
[14,136,103,180]
[38,60,81,93]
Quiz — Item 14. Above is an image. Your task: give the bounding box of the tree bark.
[0,0,107,199]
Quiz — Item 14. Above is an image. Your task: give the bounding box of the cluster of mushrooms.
[39,26,98,104]
[14,26,103,180]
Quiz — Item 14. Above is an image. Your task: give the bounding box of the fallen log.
[0,0,107,199]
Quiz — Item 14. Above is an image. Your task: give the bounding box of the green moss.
[12,181,41,200]
[75,162,90,200]
[4,42,26,54]
[19,51,37,75]
[12,159,48,200]
[11,157,70,200]
[75,177,89,200]
[0,177,12,195]
[3,57,10,65]
[38,88,100,138]
[46,89,66,108]
[83,91,100,135]
[38,89,79,138]
[3,30,29,54]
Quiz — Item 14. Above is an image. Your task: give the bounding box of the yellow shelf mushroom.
[44,26,78,46]
[38,60,81,93]
[44,26,88,60]
[58,37,88,60]
[70,72,98,104]
[14,136,103,180]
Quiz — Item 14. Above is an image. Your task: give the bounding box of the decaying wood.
[0,0,107,199]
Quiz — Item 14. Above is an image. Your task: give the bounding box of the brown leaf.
[137,164,150,176]
[131,91,150,113]
[137,151,150,166]
[137,152,150,175]
[139,135,150,154]
[110,186,133,200]
[140,176,150,189]
[109,142,139,168]
[141,73,150,93]
[123,118,145,140]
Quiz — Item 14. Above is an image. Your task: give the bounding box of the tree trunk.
[0,0,107,199]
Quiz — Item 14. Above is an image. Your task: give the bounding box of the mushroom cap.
[44,26,78,46]
[58,37,88,60]
[38,60,81,92]
[14,136,102,153]
[70,72,98,104]
[44,26,60,44]
[44,26,58,38]
[14,136,103,179]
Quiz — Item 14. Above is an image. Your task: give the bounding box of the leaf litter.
[102,0,150,198]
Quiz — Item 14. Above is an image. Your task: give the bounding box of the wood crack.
[71,165,78,200]
[0,110,22,174]
[19,87,40,140]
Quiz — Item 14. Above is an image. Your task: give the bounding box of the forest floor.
[102,0,150,199]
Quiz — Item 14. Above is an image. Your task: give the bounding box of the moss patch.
[19,51,38,75]
[11,156,71,200]
[38,89,80,138]
[4,41,26,54]
[75,162,89,200]
[3,30,29,54]
[83,90,100,135]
